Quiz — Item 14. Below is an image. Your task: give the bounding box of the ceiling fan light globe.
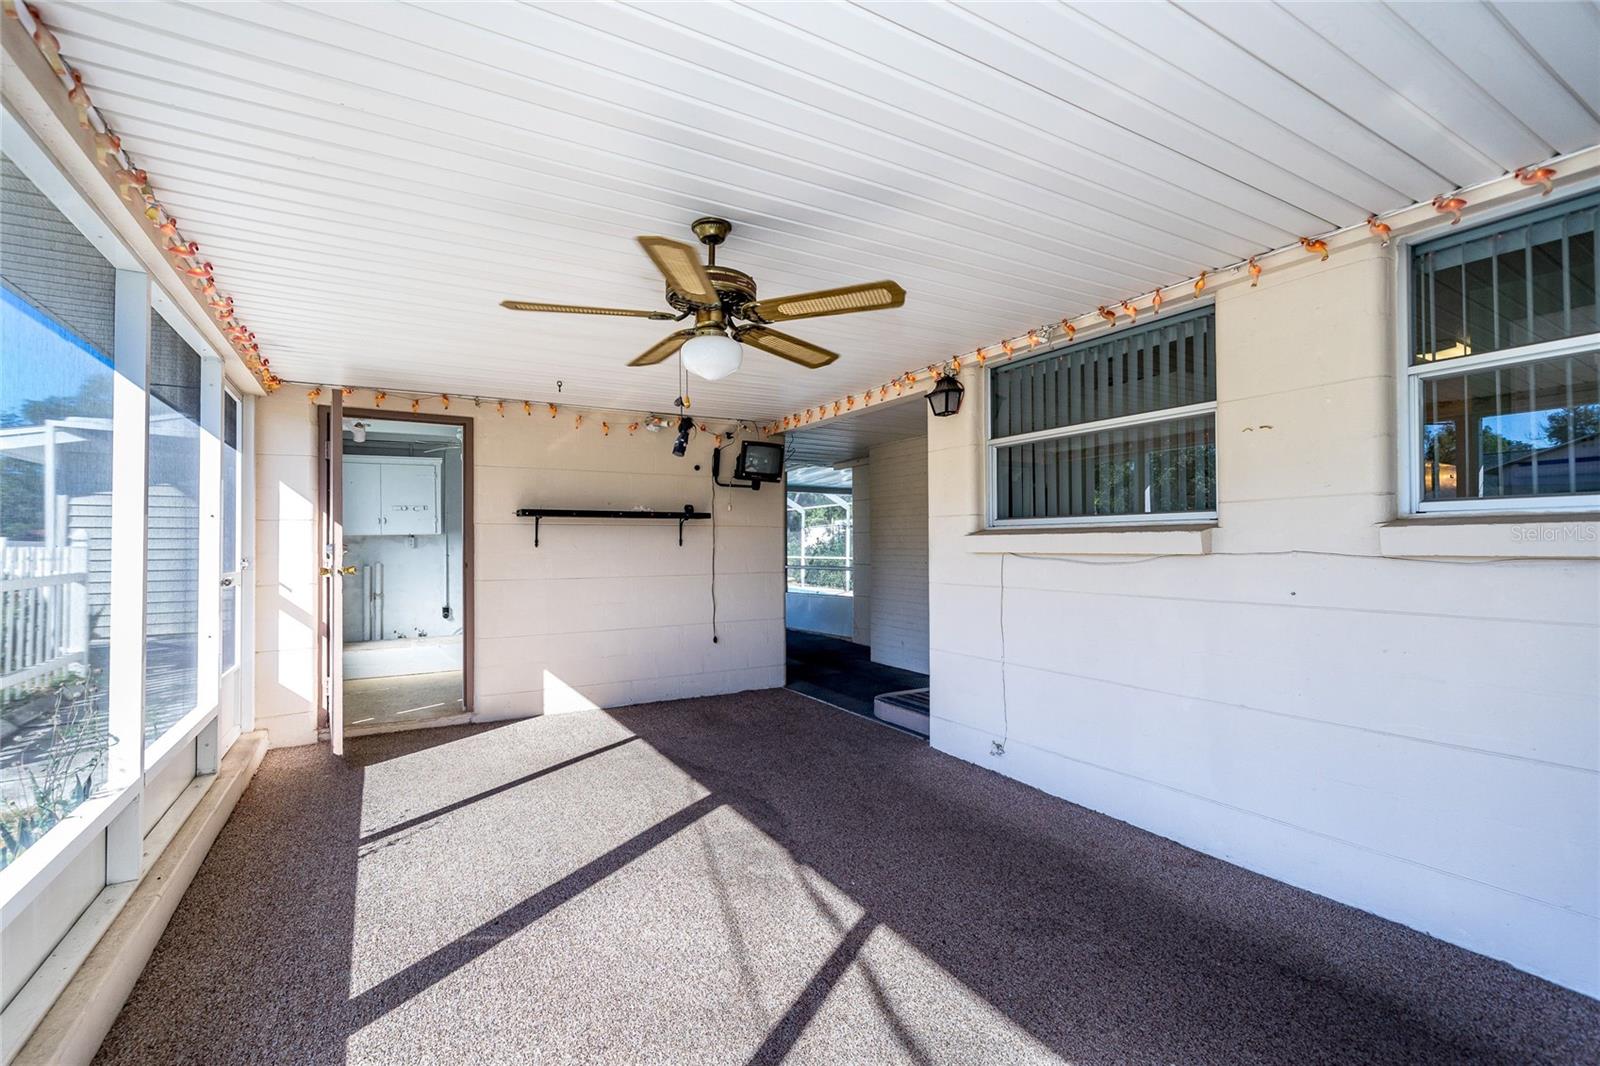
[681,333,743,381]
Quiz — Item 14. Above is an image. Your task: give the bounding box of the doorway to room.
[782,398,930,735]
[340,414,467,733]
[318,402,473,748]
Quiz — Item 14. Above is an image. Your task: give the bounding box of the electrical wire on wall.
[997,552,1009,755]
[703,422,769,646]
[709,472,719,645]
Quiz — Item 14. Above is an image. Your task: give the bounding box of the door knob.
[320,566,358,576]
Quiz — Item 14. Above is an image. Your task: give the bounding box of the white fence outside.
[1,534,91,695]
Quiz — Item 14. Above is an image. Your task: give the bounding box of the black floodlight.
[733,440,783,483]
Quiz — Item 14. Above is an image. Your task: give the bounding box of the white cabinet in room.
[343,455,442,536]
[343,459,385,536]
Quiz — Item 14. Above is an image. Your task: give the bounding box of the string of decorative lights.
[3,0,279,392]
[8,0,1580,427]
[753,158,1577,439]
[287,381,760,445]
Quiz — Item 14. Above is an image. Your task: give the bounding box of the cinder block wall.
[850,461,871,647]
[926,240,1600,995]
[252,395,785,745]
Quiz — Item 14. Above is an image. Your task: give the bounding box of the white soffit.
[42,0,1600,420]
[784,397,928,466]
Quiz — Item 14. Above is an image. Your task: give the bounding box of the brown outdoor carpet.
[95,688,1598,1064]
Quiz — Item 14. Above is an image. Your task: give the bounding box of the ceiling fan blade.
[636,236,719,305]
[628,329,697,367]
[735,325,839,369]
[500,300,676,320]
[747,280,906,323]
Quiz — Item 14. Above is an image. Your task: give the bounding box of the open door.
[318,390,347,756]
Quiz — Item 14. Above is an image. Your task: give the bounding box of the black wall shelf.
[513,506,710,547]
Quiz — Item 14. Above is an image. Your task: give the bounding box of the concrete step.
[874,688,930,736]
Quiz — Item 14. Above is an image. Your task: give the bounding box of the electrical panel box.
[343,455,442,536]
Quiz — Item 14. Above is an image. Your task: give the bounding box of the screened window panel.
[145,316,202,747]
[995,415,1216,521]
[990,308,1215,439]
[0,155,115,358]
[220,586,237,674]
[220,393,240,673]
[1412,192,1599,365]
[1420,349,1600,501]
[0,152,116,869]
[786,484,853,594]
[222,393,239,573]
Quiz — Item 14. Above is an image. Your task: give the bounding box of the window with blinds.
[988,306,1217,523]
[1407,193,1600,509]
[1412,192,1597,364]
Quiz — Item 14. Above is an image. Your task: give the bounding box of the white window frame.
[1395,181,1600,518]
[220,386,243,678]
[0,101,242,1054]
[985,305,1219,529]
[145,296,224,771]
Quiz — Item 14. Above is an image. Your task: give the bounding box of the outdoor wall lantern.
[927,373,965,417]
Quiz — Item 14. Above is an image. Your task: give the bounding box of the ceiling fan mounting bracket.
[690,216,732,247]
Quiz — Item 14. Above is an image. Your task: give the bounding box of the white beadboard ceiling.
[44,0,1600,420]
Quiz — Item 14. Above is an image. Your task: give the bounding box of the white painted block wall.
[252,395,786,745]
[926,241,1600,996]
[851,462,871,647]
[868,435,930,673]
[252,397,319,747]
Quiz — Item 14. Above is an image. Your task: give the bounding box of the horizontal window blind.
[1412,192,1599,365]
[990,307,1214,440]
[995,414,1215,520]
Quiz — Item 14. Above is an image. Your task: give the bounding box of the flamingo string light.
[1432,195,1468,225]
[1300,237,1330,261]
[1513,166,1557,196]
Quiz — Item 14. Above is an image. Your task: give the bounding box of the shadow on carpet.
[92,690,1599,1066]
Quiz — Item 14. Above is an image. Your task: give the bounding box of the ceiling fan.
[501,217,906,380]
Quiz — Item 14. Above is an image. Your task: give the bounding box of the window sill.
[2,732,267,1063]
[1380,515,1600,559]
[965,525,1214,556]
